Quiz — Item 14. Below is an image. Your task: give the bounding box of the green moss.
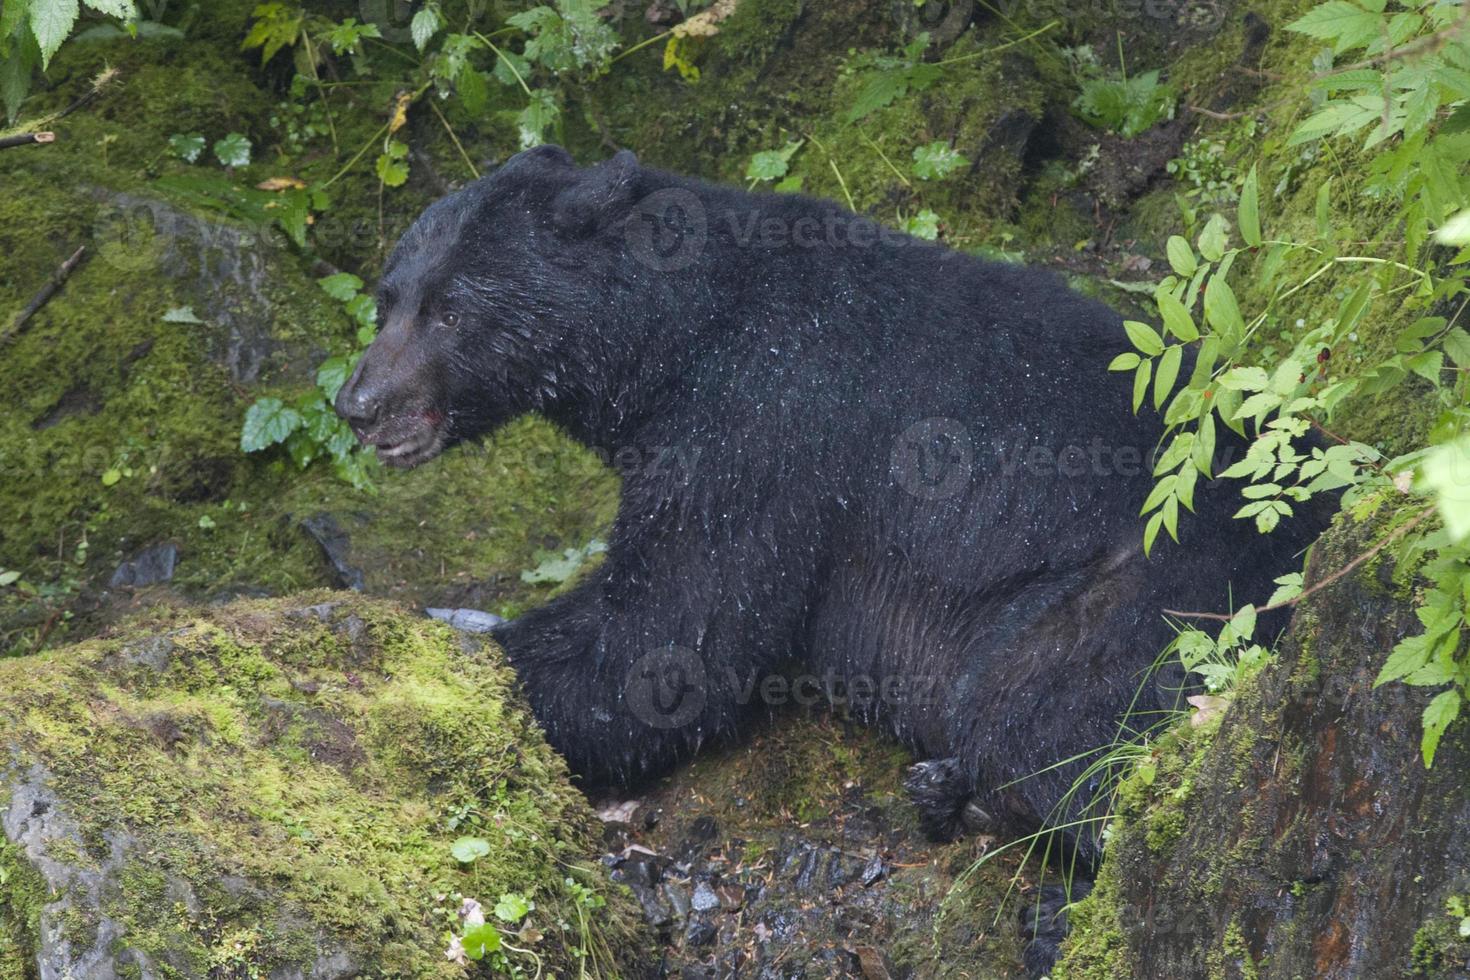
[0,836,47,980]
[0,595,648,976]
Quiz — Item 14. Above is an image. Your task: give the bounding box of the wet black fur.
[353,146,1327,974]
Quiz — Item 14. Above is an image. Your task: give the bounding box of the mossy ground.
[0,594,647,976]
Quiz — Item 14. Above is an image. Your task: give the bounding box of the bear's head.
[334,145,646,467]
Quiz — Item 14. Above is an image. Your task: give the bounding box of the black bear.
[336,145,1324,973]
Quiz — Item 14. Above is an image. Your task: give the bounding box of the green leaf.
[168,132,206,162]
[1286,0,1383,53]
[911,140,969,180]
[82,0,137,16]
[375,139,409,187]
[494,892,534,923]
[1166,235,1197,277]
[318,272,363,302]
[32,0,80,69]
[902,209,940,240]
[410,6,440,51]
[1421,689,1461,768]
[316,356,352,403]
[451,836,492,864]
[458,65,488,117]
[1218,366,1269,392]
[1197,213,1229,262]
[162,305,203,324]
[1203,278,1245,340]
[1143,511,1164,556]
[1421,439,1470,541]
[1154,345,1182,409]
[1108,352,1141,372]
[1133,359,1152,413]
[746,141,803,182]
[1124,319,1164,356]
[1155,289,1199,342]
[0,570,19,587]
[517,89,559,149]
[213,132,252,167]
[1238,165,1261,247]
[461,922,502,960]
[241,397,304,452]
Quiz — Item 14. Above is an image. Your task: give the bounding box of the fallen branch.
[0,131,55,151]
[1162,506,1436,623]
[4,245,87,342]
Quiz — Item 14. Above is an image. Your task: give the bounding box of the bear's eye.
[441,312,460,328]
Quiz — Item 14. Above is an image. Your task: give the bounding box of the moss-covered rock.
[0,595,648,977]
[1055,517,1470,979]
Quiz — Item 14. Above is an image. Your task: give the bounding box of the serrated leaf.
[1287,0,1383,53]
[32,0,80,68]
[911,140,969,180]
[318,273,363,301]
[213,132,252,167]
[410,6,440,51]
[241,397,303,452]
[168,132,206,162]
[82,0,136,17]
[1421,689,1461,767]
[316,356,352,402]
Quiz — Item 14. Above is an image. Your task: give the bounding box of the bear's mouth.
[375,428,446,468]
[355,410,448,469]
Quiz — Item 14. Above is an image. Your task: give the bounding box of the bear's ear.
[551,149,640,237]
[497,143,576,178]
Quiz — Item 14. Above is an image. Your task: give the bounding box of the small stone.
[691,880,722,913]
[300,514,364,591]
[108,543,178,588]
[860,854,887,887]
[426,607,505,633]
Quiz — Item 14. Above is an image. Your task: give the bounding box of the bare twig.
[4,245,87,342]
[0,131,55,151]
[1163,506,1436,622]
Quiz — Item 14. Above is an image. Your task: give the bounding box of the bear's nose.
[334,375,382,431]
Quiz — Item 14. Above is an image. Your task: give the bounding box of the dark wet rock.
[860,854,887,887]
[108,542,178,588]
[684,915,718,947]
[299,514,364,591]
[425,606,505,633]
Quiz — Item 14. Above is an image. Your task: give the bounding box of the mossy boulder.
[1055,518,1470,979]
[0,594,647,978]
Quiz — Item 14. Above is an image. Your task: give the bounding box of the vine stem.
[1162,505,1437,622]
[932,20,1059,67]
[473,31,533,97]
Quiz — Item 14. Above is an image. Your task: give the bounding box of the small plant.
[911,140,969,180]
[521,539,608,585]
[1074,68,1175,138]
[746,140,805,190]
[239,273,379,489]
[1167,138,1241,208]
